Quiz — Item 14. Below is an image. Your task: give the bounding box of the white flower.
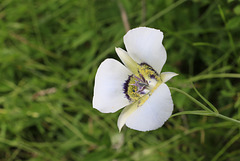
[93,27,177,132]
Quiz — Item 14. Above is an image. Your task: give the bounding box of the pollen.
[128,77,141,101]
[138,63,160,81]
[123,63,161,103]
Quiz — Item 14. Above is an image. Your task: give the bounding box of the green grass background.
[1,0,240,160]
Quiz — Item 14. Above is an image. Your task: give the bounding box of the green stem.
[191,82,219,113]
[170,87,240,125]
[214,113,240,124]
[169,87,212,113]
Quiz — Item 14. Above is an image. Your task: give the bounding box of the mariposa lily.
[93,27,177,132]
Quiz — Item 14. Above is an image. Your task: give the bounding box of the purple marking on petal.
[123,75,132,101]
[150,74,157,80]
[140,62,159,76]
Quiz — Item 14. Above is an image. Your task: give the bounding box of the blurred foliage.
[0,0,240,160]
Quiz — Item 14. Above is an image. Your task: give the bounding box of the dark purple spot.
[139,63,159,76]
[150,74,157,80]
[123,75,132,101]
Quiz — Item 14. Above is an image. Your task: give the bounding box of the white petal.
[115,47,138,74]
[161,72,178,83]
[124,27,167,74]
[125,83,173,131]
[93,59,132,113]
[117,103,138,132]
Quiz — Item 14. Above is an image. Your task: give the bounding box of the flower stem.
[169,87,240,125]
[214,113,240,124]
[169,87,212,113]
[190,82,219,113]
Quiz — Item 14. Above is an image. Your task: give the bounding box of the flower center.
[123,63,161,103]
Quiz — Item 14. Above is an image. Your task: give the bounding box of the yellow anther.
[126,63,161,104]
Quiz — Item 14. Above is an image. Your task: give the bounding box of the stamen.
[123,63,160,103]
